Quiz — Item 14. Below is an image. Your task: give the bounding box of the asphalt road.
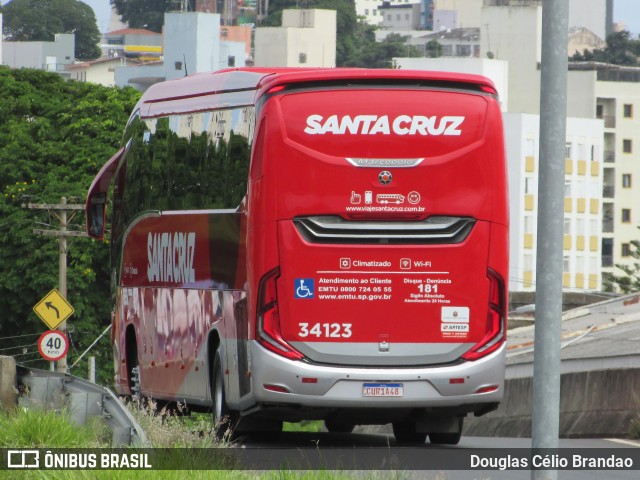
[241,432,640,479]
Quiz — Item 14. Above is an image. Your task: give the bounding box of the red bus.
[86,67,508,444]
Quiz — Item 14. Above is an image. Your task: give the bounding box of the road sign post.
[33,289,74,372]
[33,289,74,330]
[37,330,69,362]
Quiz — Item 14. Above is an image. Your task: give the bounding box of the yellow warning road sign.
[33,289,74,330]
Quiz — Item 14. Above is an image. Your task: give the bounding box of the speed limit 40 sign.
[38,330,69,361]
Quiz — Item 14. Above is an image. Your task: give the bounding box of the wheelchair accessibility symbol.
[294,278,315,299]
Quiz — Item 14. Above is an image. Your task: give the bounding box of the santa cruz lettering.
[304,114,464,136]
[147,232,196,284]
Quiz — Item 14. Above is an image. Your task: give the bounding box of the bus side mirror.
[87,192,106,239]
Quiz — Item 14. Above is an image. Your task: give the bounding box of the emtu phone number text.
[317,282,392,301]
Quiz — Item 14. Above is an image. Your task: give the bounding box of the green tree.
[425,39,442,58]
[1,0,102,60]
[571,30,640,66]
[604,235,640,293]
[0,67,140,383]
[110,0,195,33]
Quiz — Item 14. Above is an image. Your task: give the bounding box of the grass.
[0,407,110,448]
[283,420,324,433]
[630,414,640,439]
[0,403,422,480]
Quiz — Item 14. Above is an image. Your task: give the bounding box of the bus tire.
[429,418,463,445]
[392,421,427,444]
[324,418,355,434]
[125,328,140,398]
[211,349,236,440]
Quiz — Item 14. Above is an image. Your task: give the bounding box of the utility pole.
[23,196,87,373]
[532,1,568,479]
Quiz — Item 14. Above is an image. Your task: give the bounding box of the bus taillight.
[462,269,506,361]
[257,268,304,360]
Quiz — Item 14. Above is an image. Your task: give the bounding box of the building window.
[525,176,536,194]
[456,45,471,56]
[565,142,572,159]
[524,215,534,233]
[623,139,632,153]
[622,243,632,257]
[526,138,535,156]
[564,180,572,197]
[622,208,631,223]
[577,143,586,160]
[563,255,570,272]
[624,104,633,118]
[524,254,533,272]
[365,8,369,15]
[623,173,632,188]
[590,144,599,162]
[564,217,572,235]
[227,56,235,67]
[299,53,307,64]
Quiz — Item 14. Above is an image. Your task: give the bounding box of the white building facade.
[114,12,246,91]
[506,114,604,292]
[565,68,640,282]
[254,9,336,68]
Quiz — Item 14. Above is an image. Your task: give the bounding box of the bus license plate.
[362,383,403,397]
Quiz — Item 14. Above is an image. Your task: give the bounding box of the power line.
[22,196,87,373]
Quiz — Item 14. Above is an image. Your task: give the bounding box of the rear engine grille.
[293,216,475,244]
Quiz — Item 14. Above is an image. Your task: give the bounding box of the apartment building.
[357,0,433,28]
[506,114,604,292]
[254,9,336,68]
[564,65,640,282]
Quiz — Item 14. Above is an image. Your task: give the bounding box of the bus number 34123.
[298,323,353,338]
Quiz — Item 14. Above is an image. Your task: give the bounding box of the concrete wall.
[393,57,509,111]
[0,356,17,409]
[3,34,75,71]
[481,4,542,114]
[465,367,640,437]
[254,9,337,68]
[164,12,220,82]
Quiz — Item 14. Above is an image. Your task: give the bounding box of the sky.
[82,0,113,34]
[1,0,640,37]
[614,0,640,37]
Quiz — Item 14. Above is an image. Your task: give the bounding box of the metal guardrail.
[16,366,149,447]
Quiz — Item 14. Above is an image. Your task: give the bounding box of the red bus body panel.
[91,68,508,425]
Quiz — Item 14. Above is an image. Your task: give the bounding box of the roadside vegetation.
[0,403,420,480]
[0,67,140,384]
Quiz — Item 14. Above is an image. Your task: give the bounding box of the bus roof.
[136,67,498,111]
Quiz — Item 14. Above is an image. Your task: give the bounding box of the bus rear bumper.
[248,342,505,412]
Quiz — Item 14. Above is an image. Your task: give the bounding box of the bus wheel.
[211,350,236,441]
[324,418,355,433]
[125,329,140,398]
[392,421,427,444]
[429,418,463,445]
